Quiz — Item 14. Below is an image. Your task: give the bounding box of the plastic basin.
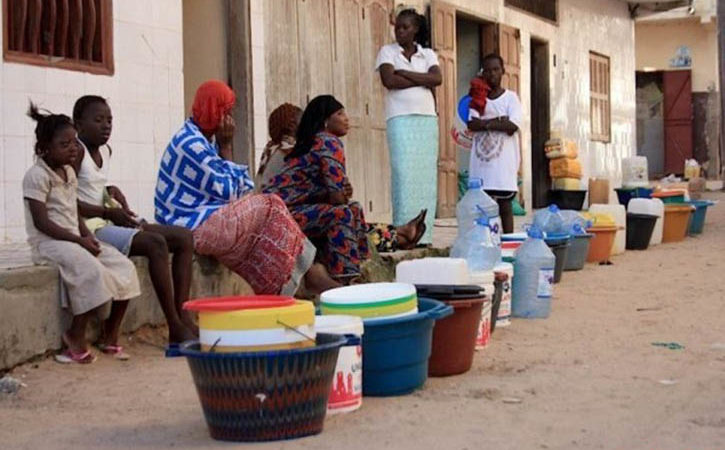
[415,286,485,377]
[687,200,713,235]
[548,190,587,210]
[545,235,570,283]
[165,334,347,442]
[586,226,617,263]
[662,204,694,243]
[626,213,657,250]
[564,233,593,271]
[653,191,686,204]
[362,298,452,396]
[615,187,653,208]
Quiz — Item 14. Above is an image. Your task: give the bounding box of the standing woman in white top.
[375,8,441,246]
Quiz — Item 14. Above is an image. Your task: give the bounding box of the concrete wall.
[0,0,185,242]
[635,19,720,92]
[391,0,636,205]
[0,256,253,370]
[182,0,228,114]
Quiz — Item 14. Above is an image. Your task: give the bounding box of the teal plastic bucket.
[687,200,714,235]
[564,233,593,271]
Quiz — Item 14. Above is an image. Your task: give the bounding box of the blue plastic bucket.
[687,200,714,235]
[615,187,653,208]
[362,298,453,396]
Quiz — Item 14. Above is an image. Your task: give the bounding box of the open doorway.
[530,38,550,209]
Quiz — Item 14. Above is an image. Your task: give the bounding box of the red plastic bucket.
[416,285,486,377]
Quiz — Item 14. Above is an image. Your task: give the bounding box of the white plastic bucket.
[494,262,514,327]
[470,270,494,349]
[314,315,364,414]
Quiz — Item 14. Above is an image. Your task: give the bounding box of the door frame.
[530,37,550,208]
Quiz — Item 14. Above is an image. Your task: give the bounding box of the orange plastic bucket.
[662,204,693,243]
[586,226,617,263]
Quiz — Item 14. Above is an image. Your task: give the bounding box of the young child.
[23,103,141,364]
[72,96,197,344]
[467,53,523,234]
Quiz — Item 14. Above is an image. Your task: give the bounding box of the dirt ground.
[2,192,725,450]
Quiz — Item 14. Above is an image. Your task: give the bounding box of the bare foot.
[304,263,342,295]
[179,310,199,335]
[168,322,197,344]
[396,209,427,249]
[62,331,88,354]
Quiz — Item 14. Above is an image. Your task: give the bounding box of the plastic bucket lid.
[414,285,486,303]
[196,300,314,331]
[314,315,364,336]
[321,282,416,306]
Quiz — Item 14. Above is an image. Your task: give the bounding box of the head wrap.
[288,95,344,159]
[268,103,302,144]
[191,80,236,133]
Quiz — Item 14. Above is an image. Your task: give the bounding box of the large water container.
[533,204,566,235]
[450,217,501,271]
[512,225,556,319]
[456,178,501,244]
[622,156,649,188]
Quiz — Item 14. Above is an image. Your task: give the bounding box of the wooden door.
[497,24,520,94]
[263,0,302,111]
[297,0,334,102]
[361,0,394,222]
[332,0,368,211]
[432,0,457,218]
[663,70,693,174]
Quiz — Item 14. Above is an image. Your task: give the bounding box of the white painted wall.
[0,0,185,242]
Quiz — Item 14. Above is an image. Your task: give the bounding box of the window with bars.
[2,0,113,75]
[589,51,610,143]
[504,0,557,23]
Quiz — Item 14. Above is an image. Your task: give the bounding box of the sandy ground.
[2,192,725,450]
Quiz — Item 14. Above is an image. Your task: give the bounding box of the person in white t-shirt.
[468,53,523,234]
[375,8,441,246]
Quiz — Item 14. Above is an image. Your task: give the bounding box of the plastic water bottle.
[456,178,501,244]
[533,204,565,235]
[451,216,501,271]
[512,225,556,318]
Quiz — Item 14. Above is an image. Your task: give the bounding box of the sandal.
[97,344,131,361]
[55,349,97,364]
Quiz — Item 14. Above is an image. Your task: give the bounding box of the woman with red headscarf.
[154,80,340,296]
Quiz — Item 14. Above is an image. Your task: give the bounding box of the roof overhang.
[627,0,693,19]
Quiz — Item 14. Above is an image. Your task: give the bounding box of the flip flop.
[54,349,97,364]
[97,344,131,361]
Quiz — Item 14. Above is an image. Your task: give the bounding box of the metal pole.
[719,0,725,179]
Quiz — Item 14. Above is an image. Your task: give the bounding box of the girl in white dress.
[23,104,140,364]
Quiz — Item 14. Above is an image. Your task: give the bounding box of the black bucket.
[549,190,587,211]
[545,236,570,284]
[626,213,657,250]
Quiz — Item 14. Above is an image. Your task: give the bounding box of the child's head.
[27,102,79,167]
[482,53,505,88]
[73,95,112,147]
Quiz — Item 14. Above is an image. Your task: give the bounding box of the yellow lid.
[199,300,314,331]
